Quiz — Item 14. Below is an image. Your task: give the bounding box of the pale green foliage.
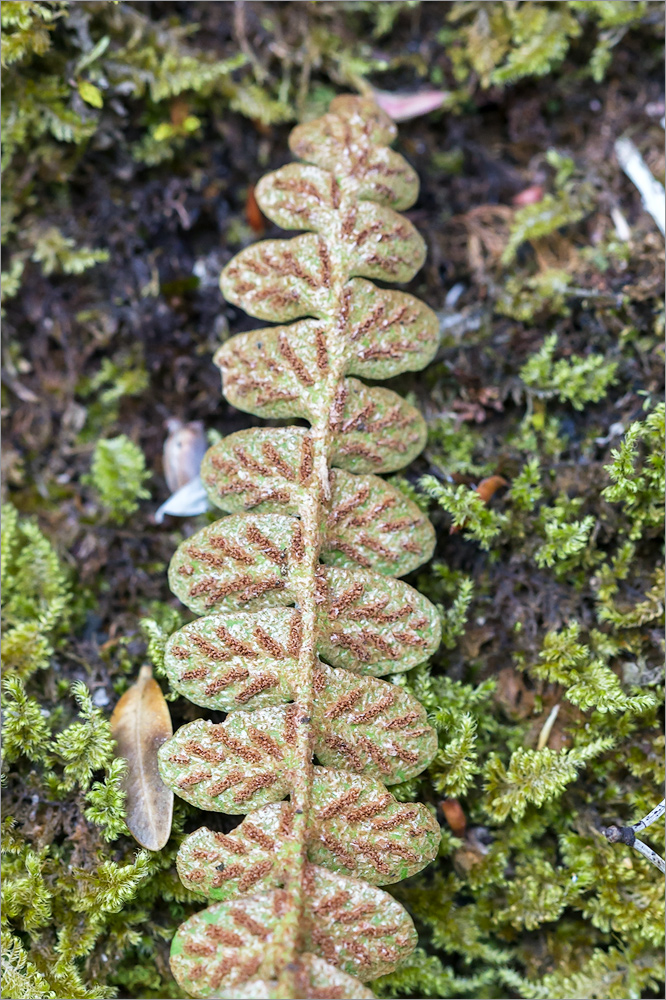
[1,930,58,1000]
[229,83,293,127]
[88,434,151,521]
[1,505,68,624]
[1,504,69,680]
[439,574,474,649]
[593,538,636,604]
[448,2,580,87]
[498,855,577,930]
[597,564,664,630]
[1,843,53,931]
[501,149,595,269]
[534,496,594,568]
[30,226,109,276]
[570,1,651,81]
[2,770,152,998]
[569,0,649,28]
[419,672,496,731]
[524,943,663,1000]
[532,622,657,714]
[508,457,543,511]
[78,349,151,439]
[520,334,618,409]
[387,474,431,512]
[0,505,133,915]
[0,1,67,67]
[491,4,581,85]
[140,619,168,674]
[2,674,128,806]
[1,0,285,297]
[483,738,614,822]
[603,402,665,538]
[433,713,479,796]
[448,0,652,89]
[426,415,494,478]
[139,603,185,677]
[349,0,420,40]
[373,946,492,998]
[560,830,665,946]
[133,113,204,166]
[421,476,507,549]
[52,681,117,792]
[1,677,52,763]
[84,352,149,409]
[497,267,572,321]
[72,851,152,913]
[510,411,568,460]
[2,813,150,997]
[0,257,25,307]
[502,191,588,264]
[83,756,128,841]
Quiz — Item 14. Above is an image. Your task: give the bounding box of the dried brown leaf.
[110,665,174,851]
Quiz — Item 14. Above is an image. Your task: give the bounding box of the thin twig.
[633,798,665,833]
[632,838,666,874]
[602,799,666,874]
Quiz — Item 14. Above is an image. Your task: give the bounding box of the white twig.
[602,799,666,874]
[633,799,665,833]
[633,838,666,874]
[615,137,665,235]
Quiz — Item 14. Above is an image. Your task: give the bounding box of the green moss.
[86,435,151,522]
[448,0,653,88]
[421,477,508,549]
[520,334,619,410]
[2,1,663,997]
[483,740,614,823]
[602,403,665,538]
[1,505,70,680]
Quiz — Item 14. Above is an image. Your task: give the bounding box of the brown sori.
[158,94,442,1000]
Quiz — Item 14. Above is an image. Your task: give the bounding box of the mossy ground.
[2,3,664,999]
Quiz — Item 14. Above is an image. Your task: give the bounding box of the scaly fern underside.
[158,95,442,1000]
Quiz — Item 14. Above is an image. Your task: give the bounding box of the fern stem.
[273,274,352,995]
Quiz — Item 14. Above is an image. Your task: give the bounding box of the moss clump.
[519,334,619,410]
[87,435,151,522]
[2,1,663,998]
[0,509,197,1000]
[1,504,70,679]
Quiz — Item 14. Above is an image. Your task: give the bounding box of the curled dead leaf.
[450,475,508,534]
[163,418,208,492]
[372,88,450,122]
[246,184,266,234]
[475,475,508,504]
[512,185,544,207]
[440,797,467,837]
[110,665,174,851]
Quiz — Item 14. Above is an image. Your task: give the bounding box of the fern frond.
[154,95,443,999]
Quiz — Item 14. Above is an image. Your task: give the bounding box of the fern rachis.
[158,95,442,1000]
